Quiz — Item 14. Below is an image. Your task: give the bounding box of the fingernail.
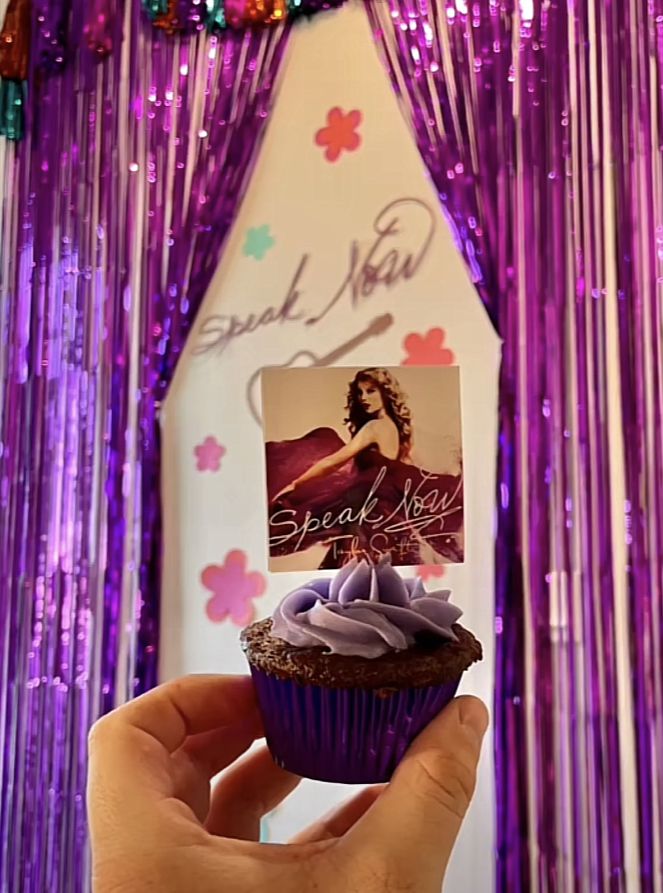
[458,698,489,740]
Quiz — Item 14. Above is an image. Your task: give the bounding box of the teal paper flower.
[243,224,275,261]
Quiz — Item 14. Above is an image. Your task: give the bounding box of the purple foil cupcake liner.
[249,666,461,783]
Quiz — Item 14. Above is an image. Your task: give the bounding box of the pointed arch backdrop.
[0,1,660,891]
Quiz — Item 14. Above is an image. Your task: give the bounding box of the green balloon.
[206,0,227,31]
[142,0,169,19]
[0,80,26,143]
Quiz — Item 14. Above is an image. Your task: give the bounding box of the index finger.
[93,674,259,753]
[88,675,261,799]
[87,675,262,847]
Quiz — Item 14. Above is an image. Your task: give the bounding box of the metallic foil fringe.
[0,2,290,889]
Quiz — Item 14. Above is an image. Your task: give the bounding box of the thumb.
[345,696,488,891]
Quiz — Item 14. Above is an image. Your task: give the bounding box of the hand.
[87,675,488,893]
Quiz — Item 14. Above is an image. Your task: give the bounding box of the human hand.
[87,675,488,893]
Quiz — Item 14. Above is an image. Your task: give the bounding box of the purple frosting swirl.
[270,557,463,658]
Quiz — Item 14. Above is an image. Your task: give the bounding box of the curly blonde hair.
[345,368,413,459]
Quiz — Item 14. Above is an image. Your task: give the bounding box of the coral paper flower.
[202,550,266,626]
[315,107,362,162]
[417,564,447,583]
[402,328,456,366]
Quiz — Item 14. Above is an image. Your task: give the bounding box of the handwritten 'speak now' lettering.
[195,197,435,357]
[194,257,306,357]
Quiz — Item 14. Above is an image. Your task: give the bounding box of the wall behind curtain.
[160,5,500,893]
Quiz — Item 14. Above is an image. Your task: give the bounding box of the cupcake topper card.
[261,364,464,571]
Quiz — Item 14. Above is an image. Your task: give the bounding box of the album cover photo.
[262,365,464,572]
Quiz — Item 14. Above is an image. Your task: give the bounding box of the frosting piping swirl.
[270,557,462,659]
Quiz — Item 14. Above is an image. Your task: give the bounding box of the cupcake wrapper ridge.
[249,666,461,784]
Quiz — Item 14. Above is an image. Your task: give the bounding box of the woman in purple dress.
[266,368,463,569]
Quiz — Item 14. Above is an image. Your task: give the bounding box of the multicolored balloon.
[146,0,346,32]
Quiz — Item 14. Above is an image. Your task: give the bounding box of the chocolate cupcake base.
[249,667,461,783]
[241,619,482,690]
[242,620,482,783]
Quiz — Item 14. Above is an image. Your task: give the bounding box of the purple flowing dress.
[266,427,463,569]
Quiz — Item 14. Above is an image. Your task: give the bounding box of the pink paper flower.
[202,550,266,626]
[194,436,226,472]
[417,564,447,583]
[402,328,456,366]
[315,107,362,162]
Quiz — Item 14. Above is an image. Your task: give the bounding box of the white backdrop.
[160,4,501,891]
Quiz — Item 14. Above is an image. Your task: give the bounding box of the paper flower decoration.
[402,328,456,365]
[243,224,275,260]
[417,564,447,583]
[194,436,226,472]
[315,107,362,162]
[202,550,266,626]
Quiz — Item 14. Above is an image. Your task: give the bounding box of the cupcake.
[240,557,482,784]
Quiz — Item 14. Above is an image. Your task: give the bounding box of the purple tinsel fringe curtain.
[368,1,663,891]
[0,2,290,889]
[2,0,662,890]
